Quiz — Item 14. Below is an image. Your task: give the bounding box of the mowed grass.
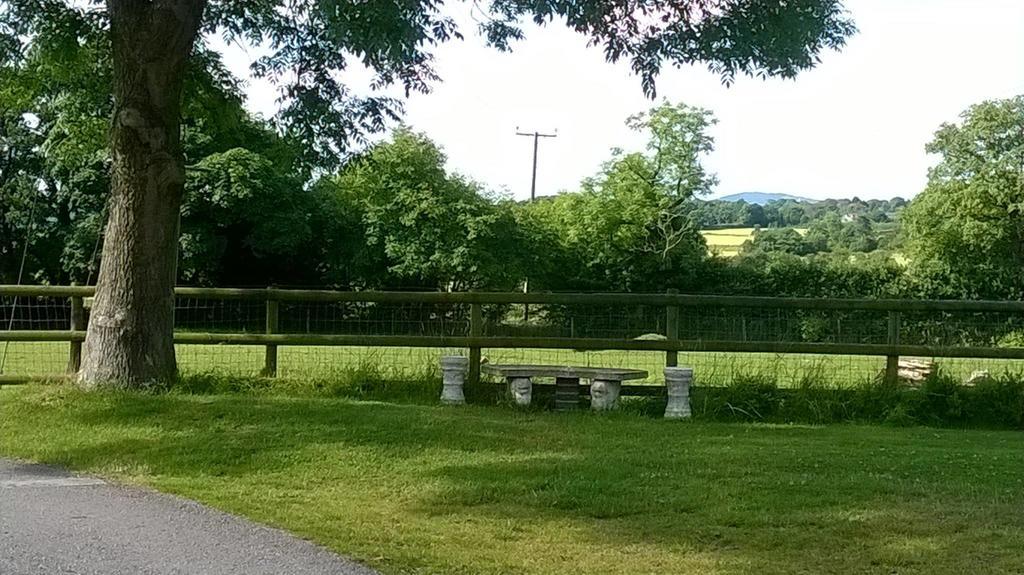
[3,341,1022,388]
[2,384,1024,574]
[701,227,807,258]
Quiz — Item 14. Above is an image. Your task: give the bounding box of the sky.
[223,0,1024,202]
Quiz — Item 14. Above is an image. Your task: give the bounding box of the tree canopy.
[1,0,857,386]
[522,102,714,291]
[0,20,303,285]
[2,0,856,169]
[318,128,525,291]
[903,96,1024,298]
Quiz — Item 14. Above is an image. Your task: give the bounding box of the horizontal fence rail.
[5,331,1024,361]
[3,285,1024,385]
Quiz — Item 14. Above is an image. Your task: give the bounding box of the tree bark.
[79,0,206,388]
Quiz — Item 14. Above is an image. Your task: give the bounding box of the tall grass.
[168,361,1024,430]
[173,352,442,403]
[688,370,1024,429]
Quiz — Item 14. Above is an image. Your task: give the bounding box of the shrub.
[996,330,1024,348]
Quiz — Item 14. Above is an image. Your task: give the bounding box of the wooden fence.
[3,284,1024,385]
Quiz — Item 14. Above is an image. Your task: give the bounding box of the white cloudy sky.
[223,0,1024,201]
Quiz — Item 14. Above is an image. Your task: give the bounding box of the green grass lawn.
[2,384,1023,574]
[4,342,1022,389]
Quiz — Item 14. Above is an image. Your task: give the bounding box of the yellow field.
[701,227,756,257]
[702,227,808,257]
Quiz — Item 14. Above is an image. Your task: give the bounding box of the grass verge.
[2,384,1023,574]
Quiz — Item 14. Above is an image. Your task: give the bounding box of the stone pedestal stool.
[439,356,469,405]
[508,377,533,407]
[590,379,622,411]
[664,367,693,419]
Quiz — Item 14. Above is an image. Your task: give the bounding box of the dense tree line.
[1,94,718,292]
[2,47,1021,300]
[694,196,907,229]
[740,212,902,258]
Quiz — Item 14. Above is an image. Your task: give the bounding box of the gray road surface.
[0,459,378,575]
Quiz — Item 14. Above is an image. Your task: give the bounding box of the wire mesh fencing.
[897,310,1024,348]
[174,296,265,333]
[0,294,71,331]
[482,302,664,339]
[278,300,471,336]
[2,287,1024,388]
[472,300,1024,387]
[0,294,73,377]
[174,298,472,380]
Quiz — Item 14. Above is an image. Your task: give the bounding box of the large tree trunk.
[79,0,205,388]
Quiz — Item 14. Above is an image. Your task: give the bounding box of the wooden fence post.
[263,295,279,377]
[468,302,482,386]
[665,288,679,368]
[885,310,901,384]
[67,294,84,374]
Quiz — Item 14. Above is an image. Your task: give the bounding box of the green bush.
[996,330,1024,348]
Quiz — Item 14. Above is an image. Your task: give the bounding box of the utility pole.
[515,128,556,323]
[516,129,557,201]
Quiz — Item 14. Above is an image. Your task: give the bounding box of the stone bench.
[440,357,693,418]
[481,364,648,412]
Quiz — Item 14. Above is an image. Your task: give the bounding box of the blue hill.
[715,192,814,205]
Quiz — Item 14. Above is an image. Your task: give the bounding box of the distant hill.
[715,192,814,205]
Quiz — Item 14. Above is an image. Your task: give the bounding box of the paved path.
[0,459,377,575]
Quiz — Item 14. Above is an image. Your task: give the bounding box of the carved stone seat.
[481,364,648,411]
